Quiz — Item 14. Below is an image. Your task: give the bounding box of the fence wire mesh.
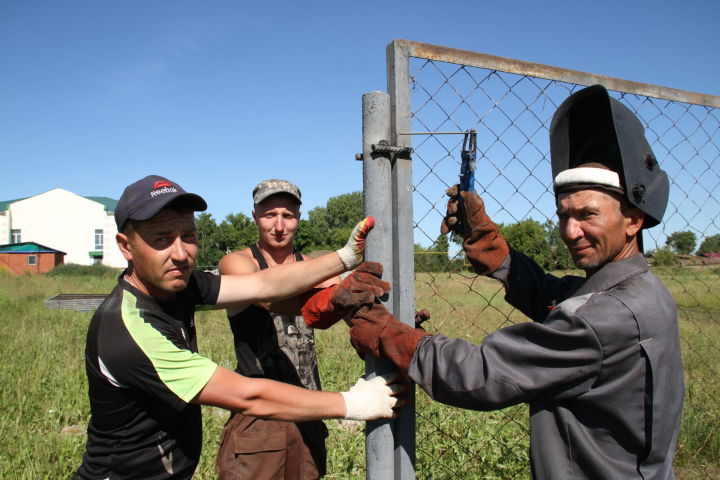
[397,47,720,479]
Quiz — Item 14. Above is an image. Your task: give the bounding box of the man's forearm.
[194,366,346,421]
[217,252,345,307]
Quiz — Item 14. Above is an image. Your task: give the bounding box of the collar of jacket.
[572,253,648,298]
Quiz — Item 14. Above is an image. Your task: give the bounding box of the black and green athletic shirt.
[74,271,221,480]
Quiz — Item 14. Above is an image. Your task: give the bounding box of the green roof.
[88,251,104,257]
[0,242,65,254]
[85,196,118,211]
[0,197,28,212]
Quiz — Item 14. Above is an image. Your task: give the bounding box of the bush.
[649,248,680,267]
[48,263,121,278]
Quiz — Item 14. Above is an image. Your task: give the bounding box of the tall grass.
[0,267,717,479]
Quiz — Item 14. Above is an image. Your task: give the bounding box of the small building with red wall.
[0,242,66,275]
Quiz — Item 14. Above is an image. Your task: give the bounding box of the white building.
[0,188,126,268]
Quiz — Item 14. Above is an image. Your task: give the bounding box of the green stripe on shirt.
[121,290,217,403]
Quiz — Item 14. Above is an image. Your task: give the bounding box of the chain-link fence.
[368,39,720,479]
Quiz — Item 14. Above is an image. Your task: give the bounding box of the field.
[0,266,718,479]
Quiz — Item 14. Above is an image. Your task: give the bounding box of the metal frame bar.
[393,38,720,108]
[387,39,416,480]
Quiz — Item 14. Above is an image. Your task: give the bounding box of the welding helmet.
[550,84,669,229]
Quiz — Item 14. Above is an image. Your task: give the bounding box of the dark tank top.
[227,244,321,390]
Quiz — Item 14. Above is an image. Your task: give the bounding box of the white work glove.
[336,216,375,270]
[341,373,400,420]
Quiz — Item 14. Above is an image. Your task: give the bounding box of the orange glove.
[441,186,509,275]
[300,261,391,329]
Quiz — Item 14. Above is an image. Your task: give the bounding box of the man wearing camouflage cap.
[216,179,385,479]
[347,85,684,479]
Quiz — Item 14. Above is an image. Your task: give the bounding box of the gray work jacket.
[409,252,684,479]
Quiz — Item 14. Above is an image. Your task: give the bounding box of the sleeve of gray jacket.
[492,250,585,323]
[408,305,603,411]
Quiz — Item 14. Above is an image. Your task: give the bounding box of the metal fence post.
[362,90,397,479]
[386,40,416,480]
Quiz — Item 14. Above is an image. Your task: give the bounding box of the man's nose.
[169,236,189,261]
[562,218,583,242]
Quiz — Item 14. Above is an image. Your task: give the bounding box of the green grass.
[0,267,718,479]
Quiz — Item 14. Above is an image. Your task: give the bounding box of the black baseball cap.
[115,175,207,231]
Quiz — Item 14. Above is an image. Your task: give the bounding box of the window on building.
[11,229,21,243]
[95,229,104,250]
[28,255,37,266]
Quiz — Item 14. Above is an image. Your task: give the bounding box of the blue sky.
[2,0,718,224]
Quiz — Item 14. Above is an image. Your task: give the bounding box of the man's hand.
[301,262,391,329]
[349,303,430,376]
[440,185,509,275]
[341,373,405,420]
[337,216,375,269]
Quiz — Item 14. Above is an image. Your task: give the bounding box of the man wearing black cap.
[73,175,399,480]
[346,86,684,479]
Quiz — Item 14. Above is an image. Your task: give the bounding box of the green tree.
[296,192,364,253]
[500,219,574,271]
[697,234,720,255]
[665,231,696,255]
[325,191,363,229]
[649,247,680,266]
[543,220,574,270]
[501,219,553,270]
[415,235,454,272]
[196,213,220,268]
[195,212,256,268]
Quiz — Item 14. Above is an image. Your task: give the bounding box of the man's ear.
[116,232,133,262]
[625,207,644,238]
[251,210,257,225]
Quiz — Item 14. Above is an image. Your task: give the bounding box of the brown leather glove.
[414,308,431,328]
[440,185,509,275]
[349,303,430,376]
[300,261,391,329]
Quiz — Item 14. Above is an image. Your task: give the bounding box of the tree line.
[195,191,364,268]
[195,190,720,271]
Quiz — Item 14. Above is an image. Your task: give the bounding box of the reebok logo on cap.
[150,180,179,198]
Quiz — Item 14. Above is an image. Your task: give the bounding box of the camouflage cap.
[252,179,302,205]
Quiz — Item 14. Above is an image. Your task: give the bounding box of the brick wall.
[0,252,63,275]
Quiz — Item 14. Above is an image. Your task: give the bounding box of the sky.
[2,0,719,224]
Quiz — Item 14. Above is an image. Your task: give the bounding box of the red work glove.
[440,185,509,275]
[300,261,391,329]
[349,303,430,376]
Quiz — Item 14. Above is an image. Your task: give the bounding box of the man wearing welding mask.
[347,85,684,479]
